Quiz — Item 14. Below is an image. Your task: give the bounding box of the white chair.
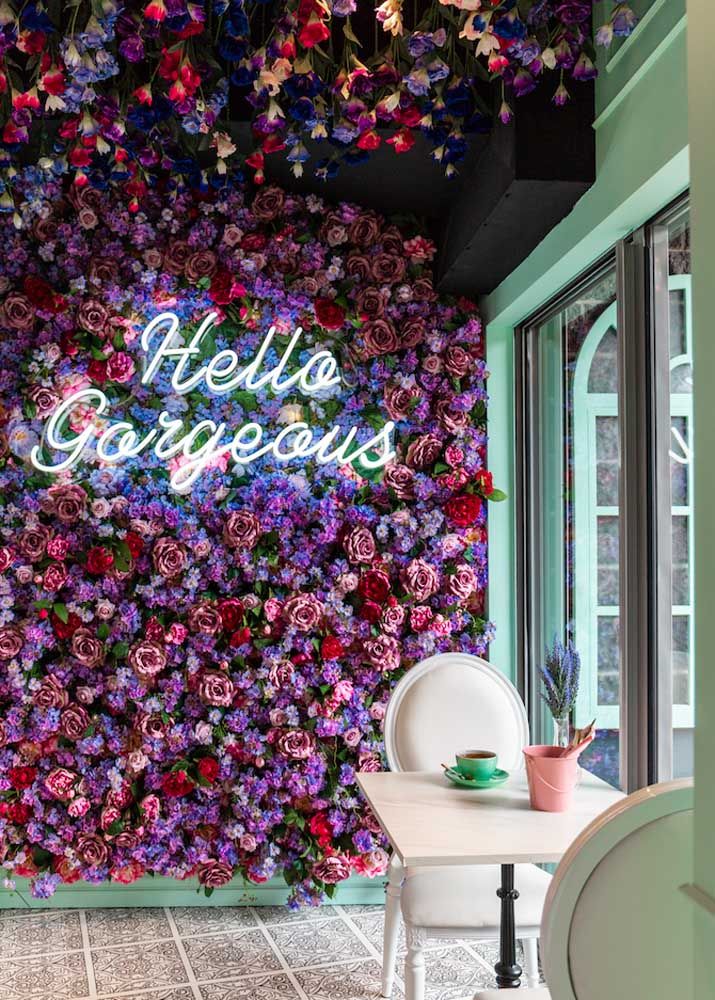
[474,778,694,1000]
[381,652,550,1000]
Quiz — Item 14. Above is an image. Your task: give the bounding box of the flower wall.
[0,178,500,904]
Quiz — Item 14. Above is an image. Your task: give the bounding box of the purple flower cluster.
[0,176,501,903]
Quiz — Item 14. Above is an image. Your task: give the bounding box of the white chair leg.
[522,937,540,989]
[381,861,403,997]
[404,926,427,1000]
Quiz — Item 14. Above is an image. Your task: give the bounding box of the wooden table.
[357,769,623,989]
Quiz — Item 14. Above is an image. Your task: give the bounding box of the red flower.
[51,610,82,639]
[197,757,220,784]
[358,569,391,603]
[86,545,114,575]
[298,14,331,48]
[209,270,246,305]
[475,470,494,496]
[23,276,62,313]
[356,129,382,151]
[387,127,416,154]
[309,812,333,849]
[444,494,482,527]
[8,765,37,790]
[229,627,251,648]
[162,770,195,798]
[145,616,165,642]
[321,636,345,660]
[87,359,108,383]
[124,531,144,558]
[314,297,346,331]
[219,598,244,632]
[6,802,32,824]
[144,0,167,21]
[359,600,382,624]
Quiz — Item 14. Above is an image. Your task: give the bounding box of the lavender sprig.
[539,636,581,720]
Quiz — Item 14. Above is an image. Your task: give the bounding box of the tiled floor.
[0,903,513,1000]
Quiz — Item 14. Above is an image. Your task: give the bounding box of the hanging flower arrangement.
[0,176,502,903]
[0,1,635,204]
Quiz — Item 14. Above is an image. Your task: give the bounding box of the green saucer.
[444,766,509,789]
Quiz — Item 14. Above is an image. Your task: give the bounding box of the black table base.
[494,864,522,988]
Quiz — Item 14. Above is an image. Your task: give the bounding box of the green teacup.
[455,750,498,781]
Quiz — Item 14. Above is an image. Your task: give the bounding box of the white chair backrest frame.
[384,652,530,774]
[541,778,694,1000]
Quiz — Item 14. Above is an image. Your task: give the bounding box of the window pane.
[670,415,690,505]
[597,616,620,705]
[588,326,618,392]
[597,516,619,605]
[671,515,690,606]
[596,415,619,505]
[672,616,690,706]
[669,288,687,359]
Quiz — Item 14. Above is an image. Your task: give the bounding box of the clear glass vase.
[554,714,571,749]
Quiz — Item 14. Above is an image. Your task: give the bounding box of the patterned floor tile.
[0,949,89,999]
[86,908,173,949]
[183,928,282,982]
[172,907,259,939]
[96,990,195,1000]
[267,915,370,969]
[419,946,493,1000]
[0,909,83,959]
[92,939,188,996]
[256,905,342,927]
[294,958,403,999]
[199,973,300,999]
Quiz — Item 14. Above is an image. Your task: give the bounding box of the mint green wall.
[686,2,715,992]
[484,2,688,683]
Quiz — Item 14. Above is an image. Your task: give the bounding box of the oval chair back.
[541,778,694,1000]
[384,652,529,774]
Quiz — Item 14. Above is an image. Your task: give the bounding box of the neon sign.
[30,312,396,493]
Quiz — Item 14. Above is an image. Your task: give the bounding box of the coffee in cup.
[455,750,498,781]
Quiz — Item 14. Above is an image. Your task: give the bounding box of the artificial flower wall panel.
[0,181,502,904]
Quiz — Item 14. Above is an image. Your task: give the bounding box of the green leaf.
[112,641,129,659]
[97,622,110,640]
[107,820,124,836]
[487,488,507,502]
[52,602,69,624]
[234,390,258,412]
[113,540,132,573]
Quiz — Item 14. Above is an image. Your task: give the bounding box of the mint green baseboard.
[0,873,387,910]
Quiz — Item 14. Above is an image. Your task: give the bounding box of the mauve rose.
[406,433,442,469]
[382,225,404,254]
[106,351,135,383]
[34,674,68,709]
[362,318,399,358]
[143,248,163,270]
[88,257,119,285]
[33,216,58,242]
[163,239,192,275]
[127,750,148,772]
[434,398,470,434]
[198,670,235,707]
[240,833,257,852]
[3,292,35,330]
[320,212,348,246]
[43,483,87,523]
[355,285,386,318]
[0,546,13,572]
[188,601,222,635]
[76,833,109,867]
[412,277,437,302]
[381,604,406,634]
[382,463,415,499]
[264,597,282,622]
[138,714,166,739]
[128,639,167,684]
[224,510,262,549]
[277,729,316,760]
[269,660,294,688]
[312,854,351,884]
[77,298,109,334]
[403,558,439,601]
[283,593,324,631]
[223,223,243,247]
[445,345,471,378]
[345,254,372,282]
[343,525,376,564]
[252,185,285,221]
[43,563,67,591]
[198,860,234,888]
[422,354,442,374]
[358,750,382,772]
[371,252,405,284]
[349,212,381,247]
[447,563,476,599]
[60,704,90,741]
[27,384,59,418]
[401,316,427,348]
[70,628,105,668]
[18,524,50,561]
[363,635,400,672]
[383,383,420,421]
[152,536,187,578]
[185,249,218,282]
[45,767,76,800]
[76,686,95,704]
[0,626,23,660]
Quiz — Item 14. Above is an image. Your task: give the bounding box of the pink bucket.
[523,745,579,812]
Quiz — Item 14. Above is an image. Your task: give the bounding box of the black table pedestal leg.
[495,863,522,989]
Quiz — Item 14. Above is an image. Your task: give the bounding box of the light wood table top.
[357,769,624,868]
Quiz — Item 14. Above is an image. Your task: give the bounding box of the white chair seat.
[401,863,550,930]
[474,990,550,999]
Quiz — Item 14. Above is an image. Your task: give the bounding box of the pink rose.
[277,729,316,760]
[70,628,105,668]
[27,384,60,418]
[383,383,420,421]
[43,563,68,591]
[434,397,470,434]
[141,794,161,822]
[76,833,109,867]
[0,626,24,660]
[343,525,376,564]
[358,751,382,772]
[283,593,324,632]
[312,854,351,884]
[2,292,35,331]
[152,536,187,578]
[269,660,294,688]
[185,250,217,282]
[447,563,477,600]
[402,558,439,601]
[224,510,262,550]
[410,605,433,632]
[100,806,122,831]
[348,212,381,247]
[67,796,91,818]
[106,351,136,383]
[166,622,188,644]
[362,635,400,673]
[0,546,13,572]
[240,833,257,853]
[445,345,471,378]
[60,704,90,741]
[198,860,234,888]
[43,483,87,523]
[188,602,222,635]
[45,767,77,800]
[198,671,235,707]
[362,318,399,358]
[111,861,145,884]
[251,185,285,222]
[353,848,389,878]
[382,464,415,500]
[381,604,406,634]
[128,639,167,684]
[46,536,69,560]
[264,598,282,622]
[422,354,442,374]
[137,714,166,739]
[34,674,69,709]
[77,298,109,334]
[406,434,442,470]
[445,445,464,467]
